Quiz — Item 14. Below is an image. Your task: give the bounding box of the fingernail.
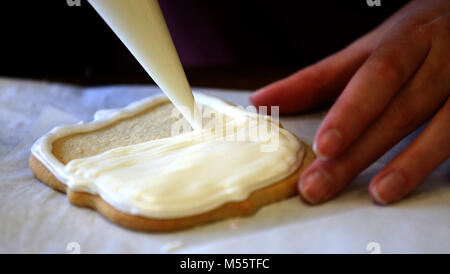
[371,172,408,205]
[313,142,329,160]
[299,170,333,204]
[315,128,342,159]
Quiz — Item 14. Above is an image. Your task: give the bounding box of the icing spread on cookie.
[31,93,304,218]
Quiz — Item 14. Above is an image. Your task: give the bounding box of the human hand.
[250,0,450,204]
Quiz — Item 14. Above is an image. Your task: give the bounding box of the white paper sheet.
[0,77,449,253]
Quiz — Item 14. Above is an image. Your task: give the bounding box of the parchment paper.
[0,77,449,253]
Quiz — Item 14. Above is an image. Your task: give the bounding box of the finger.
[314,19,431,159]
[370,98,450,204]
[249,0,444,115]
[250,0,448,116]
[298,17,450,204]
[249,41,371,114]
[369,13,450,204]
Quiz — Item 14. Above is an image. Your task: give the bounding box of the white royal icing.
[31,93,304,218]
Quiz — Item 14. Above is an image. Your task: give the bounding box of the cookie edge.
[29,143,314,232]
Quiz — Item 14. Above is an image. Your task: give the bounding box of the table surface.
[0,77,449,253]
